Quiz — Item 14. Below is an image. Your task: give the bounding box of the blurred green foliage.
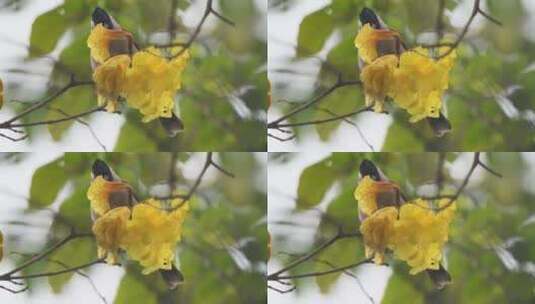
[3,0,266,151]
[270,152,535,303]
[3,152,267,303]
[269,0,535,151]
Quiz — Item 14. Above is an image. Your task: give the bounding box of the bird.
[358,159,452,289]
[90,159,184,289]
[358,7,452,138]
[90,6,185,137]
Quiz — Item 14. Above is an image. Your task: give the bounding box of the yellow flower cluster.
[87,176,132,216]
[88,177,189,273]
[355,177,456,274]
[88,24,190,122]
[355,24,456,122]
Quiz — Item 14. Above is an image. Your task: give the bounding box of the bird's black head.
[359,7,381,29]
[92,159,113,181]
[92,6,113,29]
[359,159,381,181]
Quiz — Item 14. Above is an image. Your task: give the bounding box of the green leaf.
[297,157,336,209]
[325,37,359,79]
[315,86,362,141]
[382,122,424,152]
[382,272,424,304]
[114,121,158,152]
[29,5,67,57]
[58,35,92,79]
[47,86,95,141]
[58,188,92,232]
[315,237,362,293]
[323,187,359,231]
[297,7,334,57]
[47,238,95,293]
[29,158,68,208]
[114,272,158,304]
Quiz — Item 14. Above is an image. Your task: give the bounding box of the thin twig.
[267,230,361,281]
[0,79,94,128]
[273,258,373,280]
[267,77,362,129]
[0,231,93,278]
[156,0,234,57]
[8,259,104,280]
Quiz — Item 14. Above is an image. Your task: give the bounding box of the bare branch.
[267,230,361,281]
[0,231,93,279]
[156,0,235,56]
[273,258,373,280]
[7,259,104,280]
[267,78,362,129]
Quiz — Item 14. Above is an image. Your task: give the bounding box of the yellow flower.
[93,54,131,113]
[354,176,401,216]
[360,207,398,264]
[88,24,133,64]
[355,24,400,64]
[354,176,380,216]
[388,199,456,274]
[123,47,190,122]
[121,199,189,274]
[360,55,398,113]
[92,206,130,265]
[87,176,132,216]
[390,47,456,122]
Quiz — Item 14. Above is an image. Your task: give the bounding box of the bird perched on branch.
[90,159,185,289]
[90,7,186,137]
[357,159,453,289]
[357,7,453,137]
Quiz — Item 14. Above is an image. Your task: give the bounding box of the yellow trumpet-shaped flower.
[354,24,400,64]
[124,47,190,122]
[354,176,400,216]
[390,48,457,122]
[360,55,398,113]
[360,207,398,264]
[92,206,130,264]
[93,54,131,113]
[88,24,133,64]
[355,23,457,122]
[358,193,456,274]
[389,199,456,274]
[87,176,133,216]
[121,199,189,274]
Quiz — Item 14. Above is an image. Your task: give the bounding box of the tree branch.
[267,230,362,281]
[267,78,362,129]
[156,0,235,57]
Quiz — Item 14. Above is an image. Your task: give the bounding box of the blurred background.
[0,152,267,303]
[0,0,267,152]
[268,152,535,303]
[268,0,535,152]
